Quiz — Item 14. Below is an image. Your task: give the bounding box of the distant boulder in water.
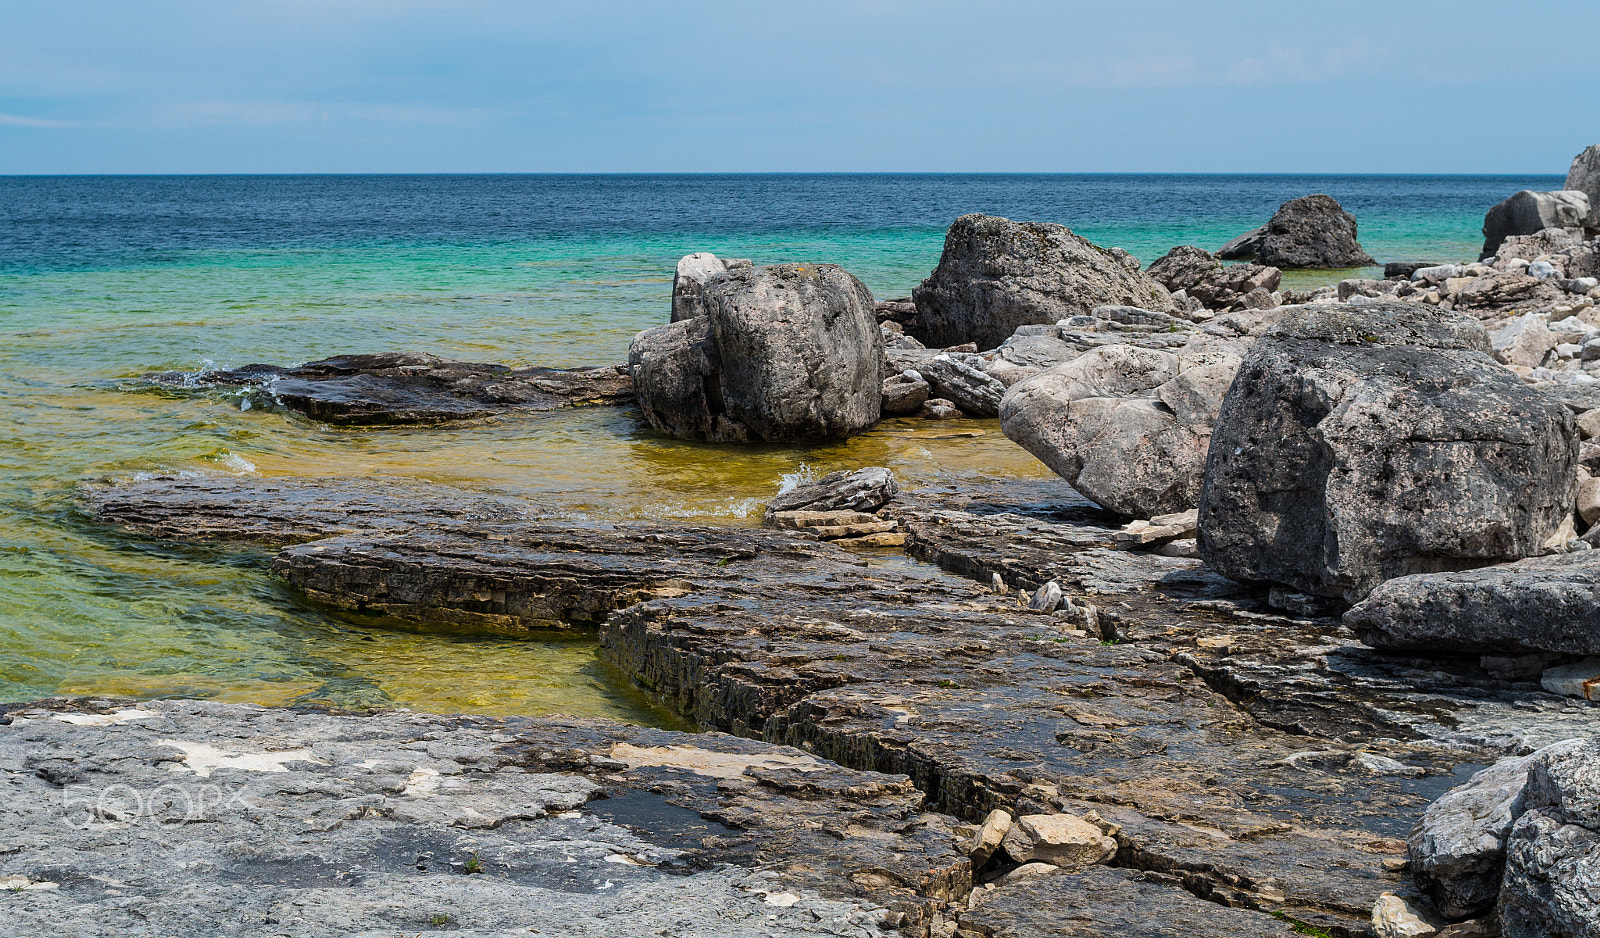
[1217,194,1375,269]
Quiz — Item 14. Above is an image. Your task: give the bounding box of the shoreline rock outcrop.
[1218,194,1376,269]
[139,352,634,425]
[1480,189,1592,259]
[910,213,1173,350]
[631,263,882,443]
[1198,303,1578,603]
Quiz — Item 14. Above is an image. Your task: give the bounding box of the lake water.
[0,173,1561,722]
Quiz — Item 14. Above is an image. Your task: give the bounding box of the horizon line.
[0,170,1570,179]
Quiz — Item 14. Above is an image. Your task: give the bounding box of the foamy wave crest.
[775,464,818,496]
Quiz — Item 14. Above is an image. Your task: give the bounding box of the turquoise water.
[0,173,1562,720]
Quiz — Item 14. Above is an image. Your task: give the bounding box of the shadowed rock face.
[79,473,1600,937]
[911,214,1173,350]
[1198,303,1577,603]
[631,263,882,444]
[1480,190,1591,260]
[1218,195,1375,269]
[1347,553,1600,656]
[1566,145,1600,230]
[139,352,634,425]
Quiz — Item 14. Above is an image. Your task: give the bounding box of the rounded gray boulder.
[630,263,882,443]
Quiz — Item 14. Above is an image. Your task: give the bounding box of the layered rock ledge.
[71,473,1600,936]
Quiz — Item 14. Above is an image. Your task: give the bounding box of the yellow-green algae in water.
[0,244,1055,725]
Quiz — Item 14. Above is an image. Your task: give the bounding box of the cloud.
[0,111,78,128]
[148,101,503,127]
[1224,39,1380,85]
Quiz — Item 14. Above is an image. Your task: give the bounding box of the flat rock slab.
[83,475,544,547]
[0,698,963,937]
[139,352,634,425]
[75,474,1600,935]
[1347,552,1600,656]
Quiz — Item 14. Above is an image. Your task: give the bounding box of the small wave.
[775,464,818,496]
[636,497,764,521]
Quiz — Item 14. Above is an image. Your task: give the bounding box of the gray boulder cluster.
[1394,737,1600,937]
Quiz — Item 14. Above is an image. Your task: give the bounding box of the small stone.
[999,813,1118,867]
[993,861,1060,886]
[1371,892,1442,938]
[968,809,1012,866]
[1540,657,1600,700]
[918,398,962,420]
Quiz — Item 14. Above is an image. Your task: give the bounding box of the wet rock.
[999,814,1117,867]
[1145,245,1222,293]
[84,476,540,547]
[1347,553,1600,656]
[765,467,898,517]
[1480,189,1590,259]
[1220,195,1376,269]
[672,251,751,322]
[1199,303,1577,602]
[882,372,931,414]
[1500,737,1600,938]
[911,214,1173,350]
[919,398,962,419]
[1001,347,1239,517]
[916,354,1006,417]
[143,352,634,426]
[631,263,882,443]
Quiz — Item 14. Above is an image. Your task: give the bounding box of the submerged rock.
[764,467,898,518]
[1220,194,1376,269]
[1198,303,1577,602]
[630,263,882,443]
[140,352,634,425]
[911,213,1172,350]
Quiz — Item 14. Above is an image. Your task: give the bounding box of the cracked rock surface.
[73,473,1600,936]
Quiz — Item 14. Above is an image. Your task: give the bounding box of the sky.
[1,0,1596,175]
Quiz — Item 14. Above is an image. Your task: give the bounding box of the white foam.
[775,464,818,496]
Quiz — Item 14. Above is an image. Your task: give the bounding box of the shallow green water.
[0,172,1552,722]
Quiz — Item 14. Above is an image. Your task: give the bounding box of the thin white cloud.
[0,111,77,128]
[1224,39,1379,85]
[148,101,503,127]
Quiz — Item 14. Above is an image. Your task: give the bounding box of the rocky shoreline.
[19,149,1600,936]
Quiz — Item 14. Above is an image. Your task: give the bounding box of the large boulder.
[1565,144,1600,230]
[910,214,1173,350]
[1347,553,1600,656]
[630,263,882,443]
[1500,737,1600,938]
[1480,190,1591,259]
[1218,195,1376,269]
[1197,303,1577,603]
[1000,345,1241,517]
[671,252,752,322]
[1145,245,1222,293]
